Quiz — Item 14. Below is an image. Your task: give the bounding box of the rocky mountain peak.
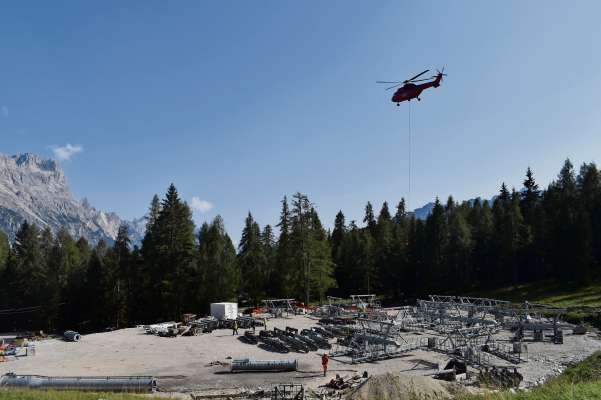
[0,153,143,244]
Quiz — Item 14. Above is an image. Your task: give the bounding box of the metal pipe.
[0,373,156,392]
[231,358,297,372]
[64,331,81,342]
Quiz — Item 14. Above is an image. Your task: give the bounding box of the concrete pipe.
[0,373,157,392]
[231,358,297,372]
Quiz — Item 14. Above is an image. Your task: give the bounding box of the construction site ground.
[1,314,600,396]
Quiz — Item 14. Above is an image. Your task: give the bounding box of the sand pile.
[348,373,452,400]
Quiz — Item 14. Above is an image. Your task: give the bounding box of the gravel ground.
[1,315,599,395]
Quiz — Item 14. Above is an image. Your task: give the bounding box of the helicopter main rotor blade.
[385,83,403,90]
[405,69,429,83]
[411,78,431,82]
[376,81,403,84]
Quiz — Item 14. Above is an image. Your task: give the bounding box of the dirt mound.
[348,373,452,400]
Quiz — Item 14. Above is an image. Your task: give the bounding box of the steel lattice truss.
[262,299,296,318]
[326,294,570,368]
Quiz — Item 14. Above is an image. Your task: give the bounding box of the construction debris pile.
[0,335,37,362]
[478,366,523,388]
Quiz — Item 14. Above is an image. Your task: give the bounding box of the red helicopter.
[377,68,446,105]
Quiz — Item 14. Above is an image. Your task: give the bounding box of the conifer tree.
[308,208,335,302]
[85,240,111,328]
[363,202,377,235]
[148,184,196,319]
[238,212,267,305]
[261,224,276,291]
[375,202,394,296]
[446,206,472,290]
[577,163,601,271]
[110,224,131,327]
[289,193,334,304]
[337,221,373,295]
[393,199,407,224]
[198,216,238,307]
[330,211,346,260]
[423,198,448,292]
[274,196,292,297]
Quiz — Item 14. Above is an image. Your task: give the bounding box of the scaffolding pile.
[324,294,570,368]
[263,299,297,318]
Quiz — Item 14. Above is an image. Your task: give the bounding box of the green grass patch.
[457,351,601,400]
[0,389,145,400]
[469,279,601,329]
[469,279,601,308]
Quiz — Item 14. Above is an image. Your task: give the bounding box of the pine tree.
[499,183,510,203]
[11,222,48,328]
[469,199,494,286]
[146,184,196,319]
[289,193,334,304]
[375,202,394,296]
[337,222,374,296]
[520,168,544,281]
[446,206,472,290]
[0,230,9,308]
[577,163,601,272]
[274,196,292,297]
[521,167,540,220]
[308,208,335,302]
[146,195,161,230]
[85,240,111,329]
[407,218,426,297]
[363,202,377,235]
[330,211,347,295]
[290,193,312,303]
[390,200,409,300]
[545,159,590,281]
[423,198,448,292]
[110,224,131,327]
[261,224,276,292]
[198,216,238,308]
[330,211,346,260]
[238,212,267,305]
[393,199,407,224]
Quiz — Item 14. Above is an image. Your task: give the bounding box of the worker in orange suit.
[321,353,329,377]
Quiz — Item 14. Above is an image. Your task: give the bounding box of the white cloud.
[190,197,213,213]
[1,106,7,117]
[50,143,83,161]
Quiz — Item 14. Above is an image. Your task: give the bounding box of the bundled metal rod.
[230,358,297,372]
[0,373,156,392]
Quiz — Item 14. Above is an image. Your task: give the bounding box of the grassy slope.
[469,279,601,328]
[0,390,145,400]
[456,351,601,400]
[469,279,601,308]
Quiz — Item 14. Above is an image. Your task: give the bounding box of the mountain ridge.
[0,153,144,244]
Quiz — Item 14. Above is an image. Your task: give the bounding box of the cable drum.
[64,331,81,342]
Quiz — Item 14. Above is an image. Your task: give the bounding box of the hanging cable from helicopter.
[377,68,447,211]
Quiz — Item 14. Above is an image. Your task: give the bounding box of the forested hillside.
[1,159,600,332]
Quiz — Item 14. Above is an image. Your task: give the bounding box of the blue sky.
[1,1,601,240]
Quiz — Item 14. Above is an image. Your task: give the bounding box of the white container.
[210,302,238,320]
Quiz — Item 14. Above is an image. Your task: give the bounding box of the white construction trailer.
[210,302,238,320]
